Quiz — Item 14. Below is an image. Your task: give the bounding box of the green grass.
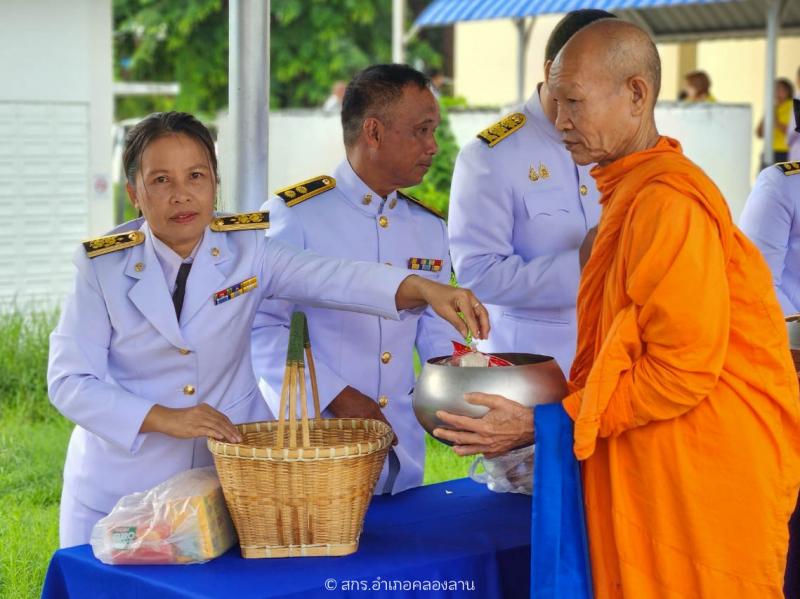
[0,308,59,421]
[0,411,72,599]
[424,435,474,484]
[0,307,474,597]
[0,308,70,598]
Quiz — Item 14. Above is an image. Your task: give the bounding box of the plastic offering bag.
[469,445,534,495]
[446,341,513,368]
[90,466,237,565]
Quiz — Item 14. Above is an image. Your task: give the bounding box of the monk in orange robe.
[434,19,800,598]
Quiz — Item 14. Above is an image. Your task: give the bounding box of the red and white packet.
[449,341,512,367]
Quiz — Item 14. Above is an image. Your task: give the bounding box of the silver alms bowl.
[413,353,568,445]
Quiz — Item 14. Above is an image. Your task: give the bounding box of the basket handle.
[275,312,321,449]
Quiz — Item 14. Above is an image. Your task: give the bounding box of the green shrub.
[0,308,59,421]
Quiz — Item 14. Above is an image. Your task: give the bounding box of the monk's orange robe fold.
[564,137,800,598]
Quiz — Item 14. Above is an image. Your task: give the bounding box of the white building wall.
[219,105,752,221]
[0,0,112,304]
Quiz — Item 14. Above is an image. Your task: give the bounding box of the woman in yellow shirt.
[757,78,795,167]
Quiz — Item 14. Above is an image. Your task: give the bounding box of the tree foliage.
[113,0,458,218]
[114,0,441,118]
[114,0,227,118]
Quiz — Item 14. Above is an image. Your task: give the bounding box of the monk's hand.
[579,226,598,271]
[432,392,534,458]
[141,403,243,443]
[329,386,397,445]
[396,275,490,340]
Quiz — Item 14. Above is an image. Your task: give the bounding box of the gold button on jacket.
[378,395,389,408]
[183,384,196,395]
[378,216,389,228]
[381,352,392,364]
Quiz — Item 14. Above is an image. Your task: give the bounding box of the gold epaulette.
[398,191,444,219]
[777,161,800,176]
[275,175,335,207]
[83,231,145,258]
[477,112,526,147]
[210,212,270,231]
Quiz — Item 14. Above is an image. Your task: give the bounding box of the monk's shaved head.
[548,19,662,166]
[568,19,661,102]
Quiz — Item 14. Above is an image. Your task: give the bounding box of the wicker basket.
[209,313,393,558]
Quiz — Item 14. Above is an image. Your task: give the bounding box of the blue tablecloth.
[42,478,531,598]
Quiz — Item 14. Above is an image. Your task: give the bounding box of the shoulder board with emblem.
[776,161,800,176]
[210,211,270,232]
[398,191,444,219]
[477,112,526,148]
[275,175,336,207]
[83,231,144,258]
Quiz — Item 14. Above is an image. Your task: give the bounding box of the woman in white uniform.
[48,112,488,547]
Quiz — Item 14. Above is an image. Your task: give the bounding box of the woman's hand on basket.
[329,386,398,446]
[395,275,490,341]
[141,403,243,443]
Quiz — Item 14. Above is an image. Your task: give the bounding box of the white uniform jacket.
[448,90,601,375]
[252,161,454,494]
[48,216,408,513]
[740,161,800,315]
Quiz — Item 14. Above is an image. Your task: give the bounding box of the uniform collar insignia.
[529,163,550,182]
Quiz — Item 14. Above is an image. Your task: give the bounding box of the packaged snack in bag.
[91,467,237,565]
[446,341,513,367]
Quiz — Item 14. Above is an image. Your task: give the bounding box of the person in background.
[788,66,800,162]
[48,111,488,547]
[252,65,454,495]
[757,77,795,167]
[447,9,613,376]
[681,70,715,102]
[322,80,347,113]
[741,156,800,316]
[428,69,447,99]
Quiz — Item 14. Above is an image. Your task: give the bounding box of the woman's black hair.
[122,111,218,187]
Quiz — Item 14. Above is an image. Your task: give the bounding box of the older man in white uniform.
[252,65,454,494]
[448,10,614,376]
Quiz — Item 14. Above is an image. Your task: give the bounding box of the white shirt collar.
[149,226,203,293]
[333,159,399,215]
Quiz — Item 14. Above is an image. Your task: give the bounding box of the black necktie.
[172,262,192,320]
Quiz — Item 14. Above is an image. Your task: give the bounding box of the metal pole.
[762,0,782,166]
[516,18,525,105]
[515,18,534,105]
[229,0,270,212]
[392,0,405,63]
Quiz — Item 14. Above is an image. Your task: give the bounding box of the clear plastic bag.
[90,466,237,565]
[468,445,534,495]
